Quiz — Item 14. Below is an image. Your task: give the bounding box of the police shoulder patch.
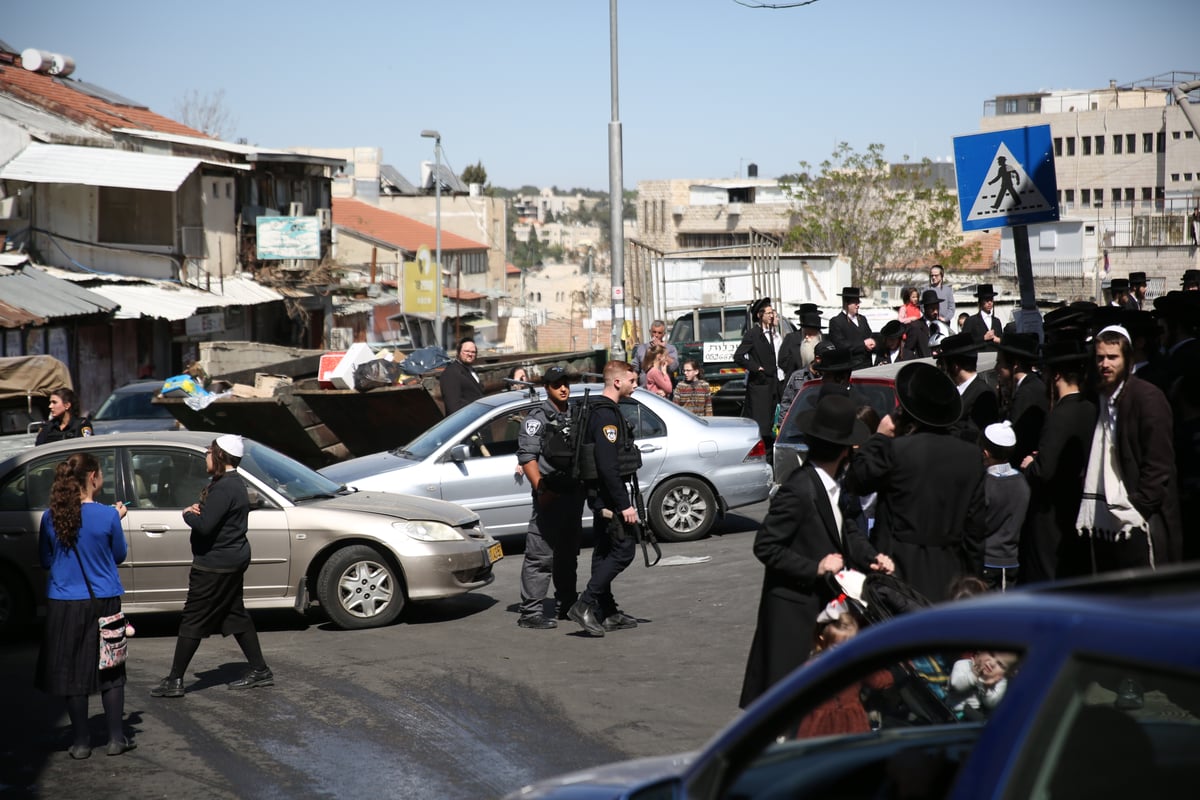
[602,424,618,443]
[524,418,542,436]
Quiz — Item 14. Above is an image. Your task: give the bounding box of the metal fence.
[997,259,1087,279]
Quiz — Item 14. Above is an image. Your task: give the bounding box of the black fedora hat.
[839,287,863,301]
[895,362,962,428]
[795,393,870,447]
[1109,277,1130,292]
[974,283,997,300]
[795,303,819,316]
[1129,271,1148,286]
[749,297,772,318]
[920,288,941,307]
[933,332,982,358]
[816,345,855,373]
[1040,338,1091,366]
[1044,301,1097,331]
[880,319,904,339]
[1183,269,1200,288]
[994,332,1039,362]
[798,311,824,330]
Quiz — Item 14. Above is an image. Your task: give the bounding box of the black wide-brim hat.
[816,345,856,373]
[933,332,983,358]
[895,362,962,428]
[880,320,904,338]
[798,311,825,330]
[994,332,1039,361]
[1040,338,1091,366]
[920,289,941,307]
[839,286,863,301]
[1109,278,1130,292]
[974,283,997,299]
[1182,269,1200,287]
[1129,271,1148,286]
[1044,301,1097,331]
[795,303,820,316]
[750,297,772,318]
[795,393,871,447]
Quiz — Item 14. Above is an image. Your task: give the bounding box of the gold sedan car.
[0,431,501,631]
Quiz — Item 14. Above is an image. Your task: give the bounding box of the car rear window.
[777,381,897,446]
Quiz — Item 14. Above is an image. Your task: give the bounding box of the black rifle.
[629,472,662,567]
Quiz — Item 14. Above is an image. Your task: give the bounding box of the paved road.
[1,501,769,799]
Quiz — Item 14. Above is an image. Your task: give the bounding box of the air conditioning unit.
[316,208,332,230]
[289,202,304,217]
[727,203,743,216]
[672,205,687,216]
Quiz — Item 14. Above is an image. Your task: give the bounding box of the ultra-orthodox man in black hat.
[733,297,782,446]
[828,287,876,370]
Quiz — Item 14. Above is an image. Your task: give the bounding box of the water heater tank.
[51,53,76,77]
[20,49,76,76]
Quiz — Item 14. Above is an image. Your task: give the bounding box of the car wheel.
[316,545,406,630]
[0,565,31,634]
[649,477,716,543]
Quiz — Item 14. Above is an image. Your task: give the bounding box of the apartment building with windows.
[979,71,1200,297]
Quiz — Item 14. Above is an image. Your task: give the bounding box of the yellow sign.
[403,246,438,314]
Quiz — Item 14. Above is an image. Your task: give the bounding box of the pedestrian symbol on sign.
[964,142,1052,225]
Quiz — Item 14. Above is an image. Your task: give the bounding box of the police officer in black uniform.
[515,367,585,629]
[35,387,93,445]
[567,361,641,637]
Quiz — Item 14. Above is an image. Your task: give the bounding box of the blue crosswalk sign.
[954,125,1059,231]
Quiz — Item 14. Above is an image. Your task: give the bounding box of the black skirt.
[178,565,255,639]
[36,596,126,697]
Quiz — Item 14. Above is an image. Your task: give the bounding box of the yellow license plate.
[487,542,504,563]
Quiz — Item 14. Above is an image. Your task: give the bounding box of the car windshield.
[239,440,346,503]
[394,400,499,460]
[93,388,173,420]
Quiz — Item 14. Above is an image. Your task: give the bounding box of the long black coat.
[734,325,780,442]
[903,318,949,360]
[777,330,807,377]
[438,360,484,414]
[739,463,881,708]
[1020,393,1097,583]
[1007,373,1049,465]
[962,312,1003,343]
[828,312,875,370]
[848,430,987,603]
[953,376,999,444]
[1114,376,1184,564]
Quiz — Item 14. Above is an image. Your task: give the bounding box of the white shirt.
[957,372,978,396]
[815,464,843,543]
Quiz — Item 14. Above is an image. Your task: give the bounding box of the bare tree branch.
[173,89,236,139]
[733,0,822,8]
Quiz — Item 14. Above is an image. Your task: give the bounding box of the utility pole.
[607,0,626,361]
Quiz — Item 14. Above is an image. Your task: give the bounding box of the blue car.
[505,566,1200,799]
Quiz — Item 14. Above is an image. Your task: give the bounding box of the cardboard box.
[317,352,346,389]
[230,383,260,398]
[254,373,293,396]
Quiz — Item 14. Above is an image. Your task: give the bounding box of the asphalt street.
[1,501,769,800]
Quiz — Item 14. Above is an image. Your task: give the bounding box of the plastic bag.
[399,346,451,376]
[354,359,403,391]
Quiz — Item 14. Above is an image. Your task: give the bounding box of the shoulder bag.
[72,546,128,670]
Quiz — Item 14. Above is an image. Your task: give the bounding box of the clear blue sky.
[6,0,1195,190]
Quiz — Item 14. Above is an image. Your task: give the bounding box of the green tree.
[781,142,974,289]
[461,161,488,186]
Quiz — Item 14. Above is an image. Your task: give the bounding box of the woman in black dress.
[151,435,273,698]
[37,453,133,758]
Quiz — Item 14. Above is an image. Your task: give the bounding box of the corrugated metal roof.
[0,142,202,191]
[0,95,111,147]
[38,267,285,321]
[0,262,118,321]
[380,164,419,195]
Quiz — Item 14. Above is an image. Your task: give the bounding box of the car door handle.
[140,524,170,534]
[638,444,662,453]
[0,528,31,539]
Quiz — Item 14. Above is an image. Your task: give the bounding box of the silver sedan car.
[319,385,773,542]
[0,432,501,632]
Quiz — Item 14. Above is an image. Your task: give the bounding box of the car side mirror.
[449,444,471,462]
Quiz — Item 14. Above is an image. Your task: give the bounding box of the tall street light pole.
[421,129,443,348]
[607,0,626,360]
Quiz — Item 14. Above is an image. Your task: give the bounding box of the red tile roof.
[333,198,487,253]
[444,286,485,301]
[506,263,520,276]
[0,51,208,137]
[955,230,1001,272]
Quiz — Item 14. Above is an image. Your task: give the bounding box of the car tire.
[316,545,406,630]
[649,477,717,543]
[0,565,31,634]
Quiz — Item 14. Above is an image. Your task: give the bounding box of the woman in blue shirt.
[36,452,134,759]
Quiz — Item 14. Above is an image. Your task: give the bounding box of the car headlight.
[393,520,465,541]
